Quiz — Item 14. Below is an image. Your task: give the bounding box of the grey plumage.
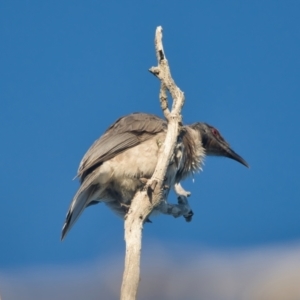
[61,113,248,240]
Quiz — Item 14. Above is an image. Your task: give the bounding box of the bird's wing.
[77,113,166,180]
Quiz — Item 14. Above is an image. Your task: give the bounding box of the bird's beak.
[206,139,249,168]
[222,146,249,168]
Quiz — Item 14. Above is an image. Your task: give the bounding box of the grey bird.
[61,113,248,240]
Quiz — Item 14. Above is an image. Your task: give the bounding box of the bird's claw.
[184,210,194,222]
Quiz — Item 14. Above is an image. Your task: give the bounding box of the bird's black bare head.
[191,122,249,168]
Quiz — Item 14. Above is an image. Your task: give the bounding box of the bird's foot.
[156,200,193,221]
[184,210,194,222]
[174,183,191,198]
[174,183,193,221]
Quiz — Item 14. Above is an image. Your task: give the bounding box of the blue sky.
[1,0,300,288]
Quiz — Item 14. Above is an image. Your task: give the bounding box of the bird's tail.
[61,182,98,241]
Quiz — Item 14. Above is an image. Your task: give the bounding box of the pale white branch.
[120,26,186,300]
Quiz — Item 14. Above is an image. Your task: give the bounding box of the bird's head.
[191,122,249,168]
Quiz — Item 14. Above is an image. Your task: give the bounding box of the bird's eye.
[212,128,219,136]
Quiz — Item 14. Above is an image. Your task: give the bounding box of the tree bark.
[120,26,185,300]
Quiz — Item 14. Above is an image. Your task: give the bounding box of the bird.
[61,113,248,240]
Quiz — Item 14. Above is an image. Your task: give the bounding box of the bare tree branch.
[120,26,185,300]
